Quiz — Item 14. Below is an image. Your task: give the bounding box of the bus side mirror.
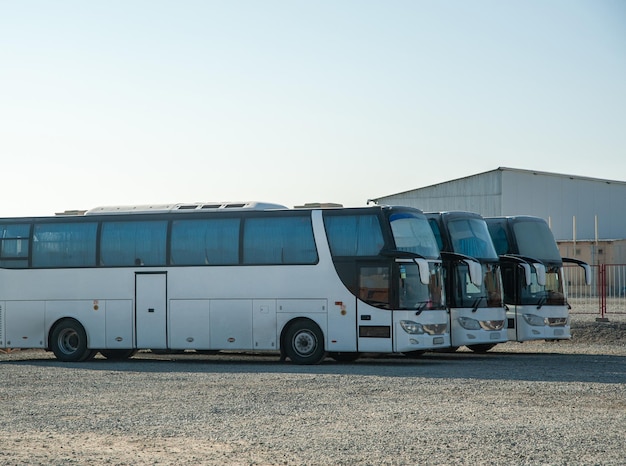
[463,259,482,287]
[414,258,431,285]
[582,263,592,285]
[533,263,546,286]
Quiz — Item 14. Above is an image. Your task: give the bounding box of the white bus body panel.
[449,307,508,348]
[508,304,571,341]
[104,300,134,348]
[4,301,45,348]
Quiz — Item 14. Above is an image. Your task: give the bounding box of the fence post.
[597,264,609,322]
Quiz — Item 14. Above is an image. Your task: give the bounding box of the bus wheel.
[329,352,360,363]
[284,320,326,365]
[50,319,92,362]
[99,349,137,360]
[467,344,496,353]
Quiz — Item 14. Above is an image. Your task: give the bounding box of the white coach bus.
[426,212,507,352]
[485,216,591,342]
[0,202,448,364]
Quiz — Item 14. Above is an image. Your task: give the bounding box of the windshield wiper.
[536,296,546,309]
[471,296,486,312]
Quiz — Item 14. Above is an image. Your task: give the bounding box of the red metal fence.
[564,264,626,319]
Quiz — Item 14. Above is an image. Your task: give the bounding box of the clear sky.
[1,0,624,217]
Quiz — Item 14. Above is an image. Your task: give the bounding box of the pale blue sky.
[1,0,624,217]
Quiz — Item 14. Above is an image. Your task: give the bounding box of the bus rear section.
[485,216,591,342]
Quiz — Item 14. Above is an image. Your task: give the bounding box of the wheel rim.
[57,328,80,355]
[292,329,317,357]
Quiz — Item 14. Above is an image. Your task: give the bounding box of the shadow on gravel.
[2,350,625,384]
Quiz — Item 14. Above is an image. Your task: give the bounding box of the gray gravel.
[1,321,625,465]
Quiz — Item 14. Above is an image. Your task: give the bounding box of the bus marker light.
[228,337,235,343]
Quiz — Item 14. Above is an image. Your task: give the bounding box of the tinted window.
[428,219,444,251]
[324,214,384,256]
[171,218,240,265]
[390,212,439,258]
[513,220,561,262]
[0,223,30,268]
[100,221,167,266]
[487,221,510,256]
[447,218,498,260]
[32,223,97,267]
[243,216,317,264]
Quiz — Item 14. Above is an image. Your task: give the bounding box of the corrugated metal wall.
[374,170,503,215]
[373,168,626,241]
[501,170,626,240]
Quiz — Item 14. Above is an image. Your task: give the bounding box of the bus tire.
[467,344,496,353]
[50,319,92,362]
[284,320,326,365]
[99,349,137,360]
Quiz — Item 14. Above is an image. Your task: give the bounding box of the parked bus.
[426,212,507,352]
[0,202,448,364]
[485,216,591,342]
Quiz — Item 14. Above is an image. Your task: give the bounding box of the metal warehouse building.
[370,167,626,242]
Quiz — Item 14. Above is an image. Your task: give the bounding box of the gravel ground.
[1,318,625,466]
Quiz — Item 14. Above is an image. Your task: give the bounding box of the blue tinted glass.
[389,213,439,258]
[447,218,498,260]
[101,221,167,266]
[486,222,510,256]
[324,214,384,257]
[0,223,30,261]
[171,218,239,265]
[32,223,97,267]
[513,220,561,262]
[428,219,444,251]
[243,216,317,264]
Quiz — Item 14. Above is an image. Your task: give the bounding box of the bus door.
[357,264,393,353]
[135,272,167,349]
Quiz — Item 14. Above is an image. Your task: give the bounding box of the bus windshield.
[398,261,445,310]
[451,262,503,308]
[513,220,561,262]
[389,212,439,259]
[447,218,498,260]
[520,265,565,306]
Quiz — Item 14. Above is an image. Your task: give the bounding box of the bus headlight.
[400,321,425,334]
[422,323,448,335]
[458,317,481,330]
[479,320,505,331]
[547,317,568,327]
[523,314,547,326]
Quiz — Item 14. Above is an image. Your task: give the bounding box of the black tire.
[283,320,326,365]
[50,319,92,362]
[329,352,360,363]
[466,343,496,353]
[99,349,137,360]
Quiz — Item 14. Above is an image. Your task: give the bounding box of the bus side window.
[32,222,97,268]
[170,218,240,265]
[100,221,167,266]
[359,266,390,308]
[0,223,30,268]
[243,216,317,265]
